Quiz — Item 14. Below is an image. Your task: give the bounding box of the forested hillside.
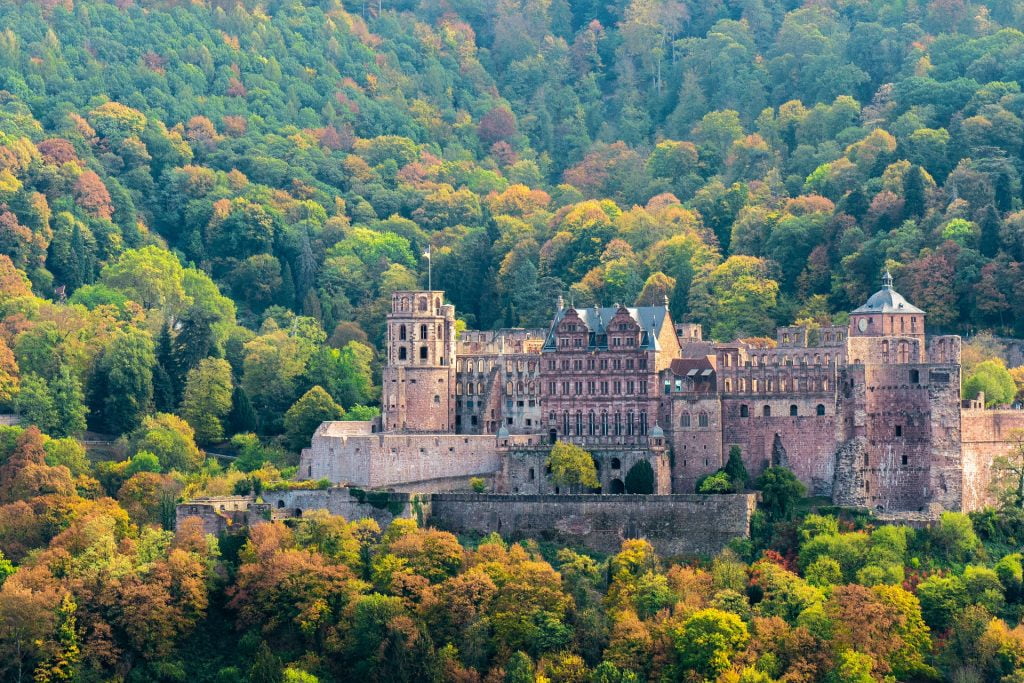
[2,1,1024,680]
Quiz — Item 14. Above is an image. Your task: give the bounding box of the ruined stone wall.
[501,446,671,494]
[429,493,757,557]
[265,488,427,527]
[299,431,504,490]
[663,396,723,493]
[960,409,1024,510]
[835,359,962,512]
[721,397,839,496]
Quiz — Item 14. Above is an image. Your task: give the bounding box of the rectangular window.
[626,381,635,394]
[613,381,622,394]
[626,358,634,369]
[548,382,556,395]
[639,381,647,395]
[600,381,609,395]
[639,358,647,370]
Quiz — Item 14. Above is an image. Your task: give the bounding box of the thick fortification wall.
[299,426,503,490]
[429,493,756,556]
[961,409,1024,511]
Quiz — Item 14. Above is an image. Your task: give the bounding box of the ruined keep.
[298,275,1024,515]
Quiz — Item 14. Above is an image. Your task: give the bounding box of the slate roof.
[851,271,924,315]
[542,305,669,351]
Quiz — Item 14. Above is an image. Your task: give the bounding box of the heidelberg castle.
[299,273,1024,515]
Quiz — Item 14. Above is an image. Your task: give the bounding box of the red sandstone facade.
[342,275,1024,513]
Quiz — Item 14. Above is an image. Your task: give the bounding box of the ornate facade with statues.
[299,277,1024,514]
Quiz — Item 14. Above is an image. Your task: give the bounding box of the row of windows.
[396,346,431,361]
[394,296,441,312]
[551,410,648,437]
[546,357,648,371]
[559,335,637,347]
[396,323,443,341]
[547,380,648,396]
[735,404,825,418]
[722,377,830,393]
[457,359,538,373]
[722,353,838,368]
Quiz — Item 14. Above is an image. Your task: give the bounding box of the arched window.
[398,347,407,360]
[517,382,524,393]
[476,382,484,394]
[419,297,427,311]
[601,412,609,435]
[681,413,691,428]
[575,411,583,436]
[588,411,596,435]
[790,405,798,417]
[816,404,825,416]
[740,405,749,417]
[477,360,484,373]
[399,325,407,340]
[739,378,745,392]
[763,405,771,417]
[724,379,732,391]
[467,382,475,395]
[506,381,514,395]
[698,412,709,427]
[611,457,621,469]
[456,382,462,395]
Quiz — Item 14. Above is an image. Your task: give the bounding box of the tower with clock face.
[848,271,925,344]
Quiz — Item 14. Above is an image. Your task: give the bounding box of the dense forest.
[2,0,1024,680]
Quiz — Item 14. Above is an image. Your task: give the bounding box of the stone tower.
[849,271,925,345]
[382,291,456,432]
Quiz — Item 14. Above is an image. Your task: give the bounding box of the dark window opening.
[895,425,902,437]
[740,405,749,417]
[763,405,771,417]
[398,347,407,360]
[790,405,798,416]
[419,346,428,359]
[816,404,825,416]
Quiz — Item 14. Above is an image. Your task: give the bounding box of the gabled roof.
[542,305,669,351]
[668,357,715,376]
[851,271,924,315]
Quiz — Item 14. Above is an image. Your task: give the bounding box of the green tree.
[756,466,806,521]
[248,641,283,683]
[181,358,233,444]
[723,445,749,490]
[284,386,344,452]
[669,608,748,680]
[547,441,599,491]
[89,329,155,434]
[13,373,57,433]
[49,367,87,437]
[624,460,654,494]
[98,245,186,313]
[504,651,535,683]
[129,413,204,472]
[964,359,1017,407]
[32,593,80,683]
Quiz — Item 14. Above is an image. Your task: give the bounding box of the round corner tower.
[382,291,456,432]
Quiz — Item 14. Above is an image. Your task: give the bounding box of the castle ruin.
[299,275,1024,515]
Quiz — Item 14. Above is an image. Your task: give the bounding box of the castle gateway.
[299,275,1024,514]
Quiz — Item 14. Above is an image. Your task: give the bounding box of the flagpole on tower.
[424,247,432,291]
